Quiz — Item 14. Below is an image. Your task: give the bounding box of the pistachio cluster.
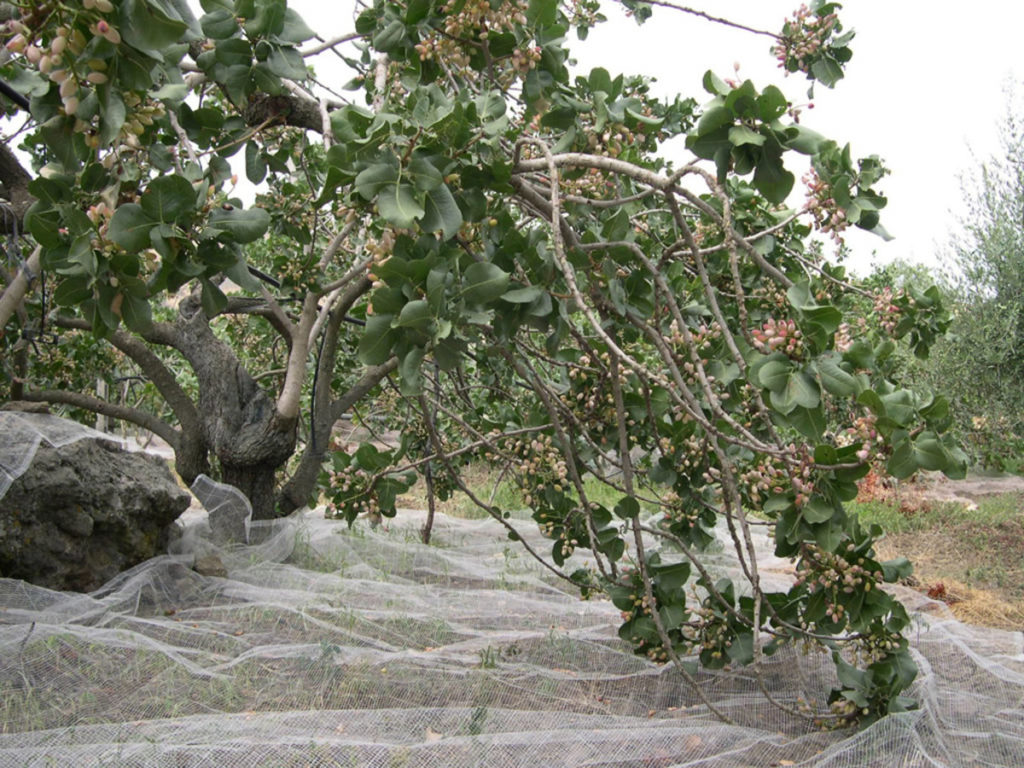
[837,413,883,464]
[413,0,539,84]
[325,463,382,522]
[772,4,840,77]
[802,168,849,244]
[563,353,620,434]
[613,566,683,663]
[6,1,118,116]
[689,606,735,665]
[752,317,804,359]
[737,456,787,507]
[4,3,168,158]
[795,542,883,625]
[871,287,904,335]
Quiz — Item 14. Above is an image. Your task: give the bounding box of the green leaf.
[108,204,156,252]
[399,346,425,395]
[881,557,913,583]
[811,57,844,88]
[407,156,443,192]
[770,370,820,414]
[24,203,65,249]
[879,390,916,427]
[501,286,545,304]
[120,292,153,332]
[702,70,731,96]
[696,105,733,136]
[462,262,510,305]
[355,160,400,199]
[277,8,315,42]
[206,205,270,243]
[728,125,765,147]
[395,299,433,329]
[420,184,462,240]
[53,276,93,306]
[786,405,826,440]
[726,632,754,665]
[200,278,228,317]
[245,141,267,184]
[757,85,788,121]
[119,0,190,58]
[814,354,858,397]
[527,0,558,25]
[758,358,793,393]
[358,314,398,365]
[98,90,127,147]
[372,19,406,53]
[267,44,307,80]
[886,438,916,479]
[140,175,195,224]
[244,0,286,37]
[613,496,640,520]
[433,337,465,371]
[784,125,826,155]
[909,433,950,472]
[378,183,425,229]
[753,146,795,203]
[650,560,690,592]
[802,498,834,524]
[354,442,391,472]
[200,8,238,39]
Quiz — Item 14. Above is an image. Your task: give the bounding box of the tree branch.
[0,140,34,227]
[19,389,181,447]
[0,245,39,331]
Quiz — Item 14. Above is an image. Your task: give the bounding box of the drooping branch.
[49,315,210,481]
[18,389,180,447]
[50,316,202,437]
[0,141,34,227]
[241,92,325,133]
[0,245,39,331]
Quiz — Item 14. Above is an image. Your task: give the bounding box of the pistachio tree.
[0,0,965,725]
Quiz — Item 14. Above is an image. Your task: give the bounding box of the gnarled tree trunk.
[172,296,297,520]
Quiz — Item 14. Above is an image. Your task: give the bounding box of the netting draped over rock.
[0,472,1022,767]
[0,411,120,499]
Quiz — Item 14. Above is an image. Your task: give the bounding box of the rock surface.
[0,437,191,592]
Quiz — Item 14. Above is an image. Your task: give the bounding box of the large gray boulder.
[0,436,191,592]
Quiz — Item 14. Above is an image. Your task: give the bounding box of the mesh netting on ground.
[1,420,1023,766]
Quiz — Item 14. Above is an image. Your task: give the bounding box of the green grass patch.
[398,462,633,520]
[847,492,1022,534]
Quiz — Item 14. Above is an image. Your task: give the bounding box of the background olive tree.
[0,0,967,725]
[922,95,1024,470]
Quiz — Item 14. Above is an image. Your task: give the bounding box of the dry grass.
[855,472,1024,631]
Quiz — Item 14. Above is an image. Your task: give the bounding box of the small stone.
[193,554,228,578]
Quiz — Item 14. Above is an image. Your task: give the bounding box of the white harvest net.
[1,421,1023,766]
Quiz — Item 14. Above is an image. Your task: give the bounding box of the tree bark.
[221,461,282,522]
[0,246,40,331]
[170,295,297,519]
[276,276,394,515]
[51,315,211,483]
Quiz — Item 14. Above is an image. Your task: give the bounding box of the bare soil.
[866,471,1024,631]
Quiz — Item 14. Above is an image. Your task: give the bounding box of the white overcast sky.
[289,0,1024,276]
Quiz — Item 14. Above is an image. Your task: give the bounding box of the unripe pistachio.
[5,34,26,53]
